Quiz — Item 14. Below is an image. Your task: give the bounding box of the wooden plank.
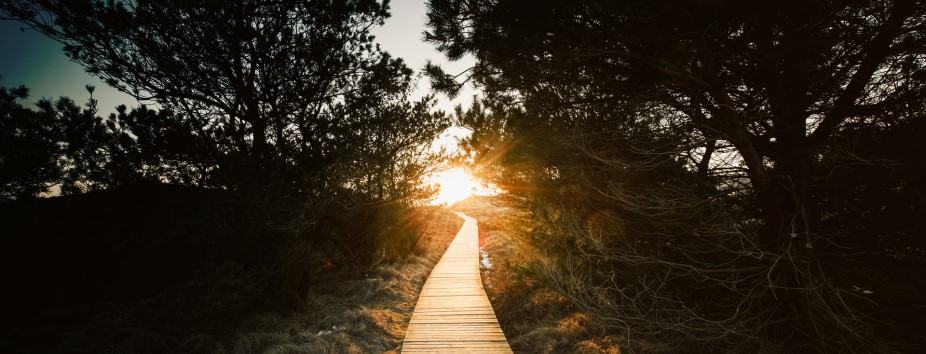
[401,212,513,353]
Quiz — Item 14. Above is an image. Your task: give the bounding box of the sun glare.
[430,168,480,205]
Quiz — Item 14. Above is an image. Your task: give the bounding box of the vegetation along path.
[401,212,513,353]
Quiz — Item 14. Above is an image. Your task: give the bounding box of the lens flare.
[430,168,479,205]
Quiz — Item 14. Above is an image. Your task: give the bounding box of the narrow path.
[401,212,513,353]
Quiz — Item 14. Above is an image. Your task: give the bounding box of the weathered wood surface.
[401,212,513,353]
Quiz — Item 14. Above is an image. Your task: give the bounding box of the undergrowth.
[453,197,625,354]
[0,184,463,353]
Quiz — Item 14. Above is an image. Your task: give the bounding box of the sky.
[372,0,478,111]
[0,0,476,114]
[0,20,131,113]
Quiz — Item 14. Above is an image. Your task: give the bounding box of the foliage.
[0,82,218,198]
[1,0,452,273]
[2,0,449,199]
[427,0,926,352]
[0,2,454,351]
[0,84,58,199]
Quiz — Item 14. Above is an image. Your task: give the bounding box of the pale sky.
[373,0,477,111]
[0,20,131,113]
[0,0,476,114]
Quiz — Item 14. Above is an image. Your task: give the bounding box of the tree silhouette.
[427,0,926,351]
[428,0,925,237]
[3,0,448,200]
[0,82,212,198]
[2,1,452,310]
[0,83,59,199]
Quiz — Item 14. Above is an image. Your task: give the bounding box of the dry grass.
[213,206,463,353]
[12,206,464,354]
[453,198,625,354]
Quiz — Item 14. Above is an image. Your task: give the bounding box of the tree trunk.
[251,120,268,158]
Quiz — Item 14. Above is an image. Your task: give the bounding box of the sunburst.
[430,168,480,205]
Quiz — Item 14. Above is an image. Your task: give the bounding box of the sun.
[430,168,480,205]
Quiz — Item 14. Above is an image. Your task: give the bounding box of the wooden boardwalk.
[401,212,513,353]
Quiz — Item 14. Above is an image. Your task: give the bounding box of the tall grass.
[0,183,463,353]
[220,206,463,353]
[453,198,624,354]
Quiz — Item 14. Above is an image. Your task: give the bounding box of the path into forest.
[401,212,513,353]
